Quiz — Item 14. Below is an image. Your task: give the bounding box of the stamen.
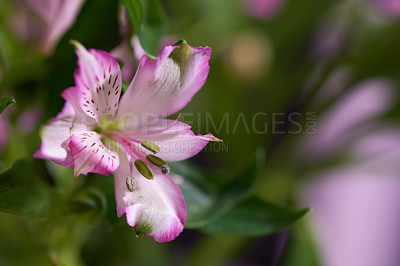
[141,141,160,154]
[146,154,167,168]
[126,177,136,192]
[134,159,154,180]
[146,155,170,175]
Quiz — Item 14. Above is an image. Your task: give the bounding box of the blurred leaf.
[175,150,264,228]
[67,187,107,226]
[122,0,166,58]
[84,174,125,227]
[138,0,166,58]
[122,81,130,92]
[281,221,321,266]
[200,197,309,236]
[0,160,57,218]
[121,0,143,34]
[0,97,15,113]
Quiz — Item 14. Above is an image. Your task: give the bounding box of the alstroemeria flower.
[35,40,219,242]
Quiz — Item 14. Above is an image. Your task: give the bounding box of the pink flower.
[112,35,178,82]
[35,41,219,242]
[11,0,84,54]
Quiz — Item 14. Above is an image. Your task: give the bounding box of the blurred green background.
[1,0,400,265]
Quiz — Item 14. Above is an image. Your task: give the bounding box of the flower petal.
[34,113,88,167]
[114,153,186,242]
[73,42,122,122]
[41,0,84,54]
[124,119,219,162]
[118,41,211,118]
[68,131,119,177]
[34,85,94,166]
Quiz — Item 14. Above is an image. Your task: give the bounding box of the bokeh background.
[1,0,400,265]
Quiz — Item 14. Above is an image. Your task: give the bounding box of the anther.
[141,141,160,154]
[161,165,170,175]
[134,159,154,180]
[126,177,136,192]
[146,154,167,167]
[146,154,170,175]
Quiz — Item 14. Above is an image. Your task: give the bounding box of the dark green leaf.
[200,197,309,236]
[121,0,166,58]
[174,150,264,228]
[120,0,143,34]
[85,174,125,227]
[0,160,56,218]
[0,97,15,114]
[67,187,107,226]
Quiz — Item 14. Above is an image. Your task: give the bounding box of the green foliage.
[174,151,308,236]
[0,97,15,114]
[67,187,107,226]
[0,160,57,218]
[121,0,166,58]
[120,0,143,34]
[200,197,309,236]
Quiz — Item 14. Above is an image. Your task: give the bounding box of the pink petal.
[114,153,186,242]
[125,119,220,162]
[41,0,84,54]
[299,79,395,159]
[118,42,211,118]
[73,42,122,122]
[34,114,88,167]
[12,0,84,54]
[111,37,137,82]
[68,131,119,177]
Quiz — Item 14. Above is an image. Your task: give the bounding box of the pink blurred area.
[10,0,84,54]
[371,0,400,18]
[299,79,395,160]
[302,171,400,266]
[298,75,400,265]
[0,116,10,153]
[17,106,42,134]
[240,0,286,19]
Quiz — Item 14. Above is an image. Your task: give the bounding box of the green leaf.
[200,197,309,236]
[122,81,130,92]
[85,174,125,227]
[120,0,143,35]
[0,97,15,114]
[0,160,56,218]
[138,0,166,57]
[174,150,264,228]
[67,187,107,226]
[121,0,166,58]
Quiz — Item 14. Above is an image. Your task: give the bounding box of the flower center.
[95,116,170,181]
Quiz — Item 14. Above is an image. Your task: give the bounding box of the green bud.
[141,141,160,154]
[134,159,154,180]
